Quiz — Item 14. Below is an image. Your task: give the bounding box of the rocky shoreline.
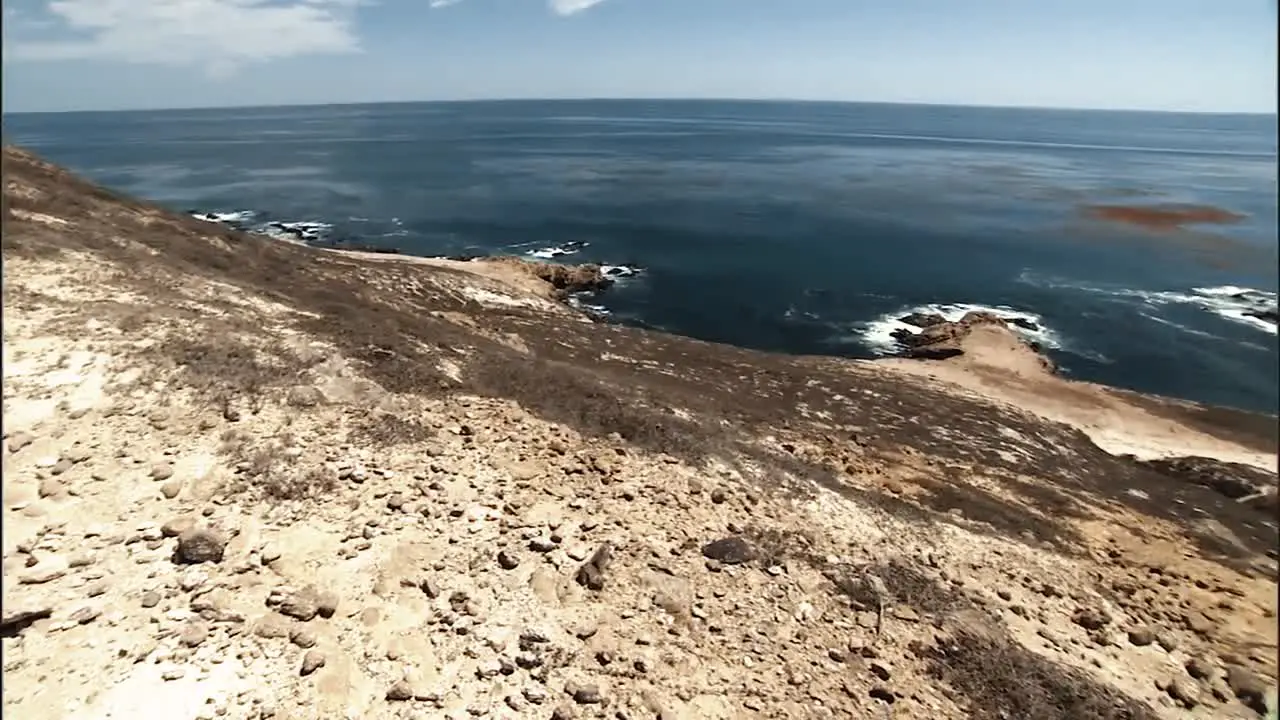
[4,145,1278,720]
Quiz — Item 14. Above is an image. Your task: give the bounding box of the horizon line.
[4,96,1278,118]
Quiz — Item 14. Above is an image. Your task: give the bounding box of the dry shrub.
[469,357,712,463]
[869,558,966,614]
[148,335,314,413]
[918,630,1158,720]
[350,411,437,446]
[258,465,337,501]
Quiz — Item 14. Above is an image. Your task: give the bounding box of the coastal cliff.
[2,145,1277,720]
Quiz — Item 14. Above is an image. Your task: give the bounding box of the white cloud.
[6,0,365,76]
[427,0,609,16]
[548,0,605,16]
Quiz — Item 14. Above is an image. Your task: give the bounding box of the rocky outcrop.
[892,311,1055,372]
[488,256,613,296]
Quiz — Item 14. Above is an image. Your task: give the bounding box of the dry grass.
[918,629,1159,720]
[216,430,337,501]
[349,410,437,446]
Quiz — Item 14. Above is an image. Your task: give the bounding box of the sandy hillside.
[2,145,1277,720]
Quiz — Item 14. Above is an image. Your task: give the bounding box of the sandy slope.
[3,146,1277,720]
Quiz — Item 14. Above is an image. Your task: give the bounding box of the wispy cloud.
[6,0,366,76]
[548,0,606,16]
[428,0,609,16]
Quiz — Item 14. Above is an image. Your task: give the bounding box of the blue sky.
[2,0,1276,113]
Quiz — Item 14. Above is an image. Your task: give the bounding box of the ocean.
[4,100,1277,413]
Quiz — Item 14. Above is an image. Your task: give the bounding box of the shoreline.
[186,205,1280,417]
[326,244,1280,464]
[5,144,1278,720]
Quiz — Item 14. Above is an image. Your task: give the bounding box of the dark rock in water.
[447,254,485,262]
[1006,317,1040,332]
[899,312,947,329]
[526,263,613,294]
[1245,309,1278,323]
[1136,456,1276,500]
[905,347,965,360]
[891,311,1057,372]
[701,537,757,565]
[890,328,917,343]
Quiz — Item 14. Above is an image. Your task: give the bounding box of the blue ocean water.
[4,100,1277,413]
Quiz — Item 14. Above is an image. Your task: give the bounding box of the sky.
[2,0,1276,114]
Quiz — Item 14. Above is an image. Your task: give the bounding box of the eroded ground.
[3,146,1277,720]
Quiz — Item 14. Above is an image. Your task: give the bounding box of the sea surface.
[5,100,1278,413]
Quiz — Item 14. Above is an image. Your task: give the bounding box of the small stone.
[523,686,549,705]
[162,667,187,681]
[1071,607,1111,631]
[565,681,603,705]
[161,516,197,538]
[1185,657,1215,680]
[151,464,175,481]
[551,704,576,720]
[701,537,756,565]
[69,606,101,624]
[267,587,320,621]
[300,650,326,676]
[529,537,557,553]
[8,431,35,453]
[710,488,727,504]
[141,591,162,608]
[869,686,895,704]
[1127,626,1156,647]
[254,616,292,639]
[1155,632,1179,652]
[386,680,414,701]
[179,569,208,591]
[0,605,53,635]
[290,627,318,649]
[315,591,339,619]
[64,447,92,464]
[1167,678,1200,708]
[19,556,69,584]
[1225,665,1270,714]
[175,528,228,564]
[260,543,282,565]
[179,622,209,647]
[50,458,74,476]
[160,479,183,499]
[38,477,64,498]
[421,578,442,599]
[286,386,325,408]
[497,550,521,570]
[574,543,613,591]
